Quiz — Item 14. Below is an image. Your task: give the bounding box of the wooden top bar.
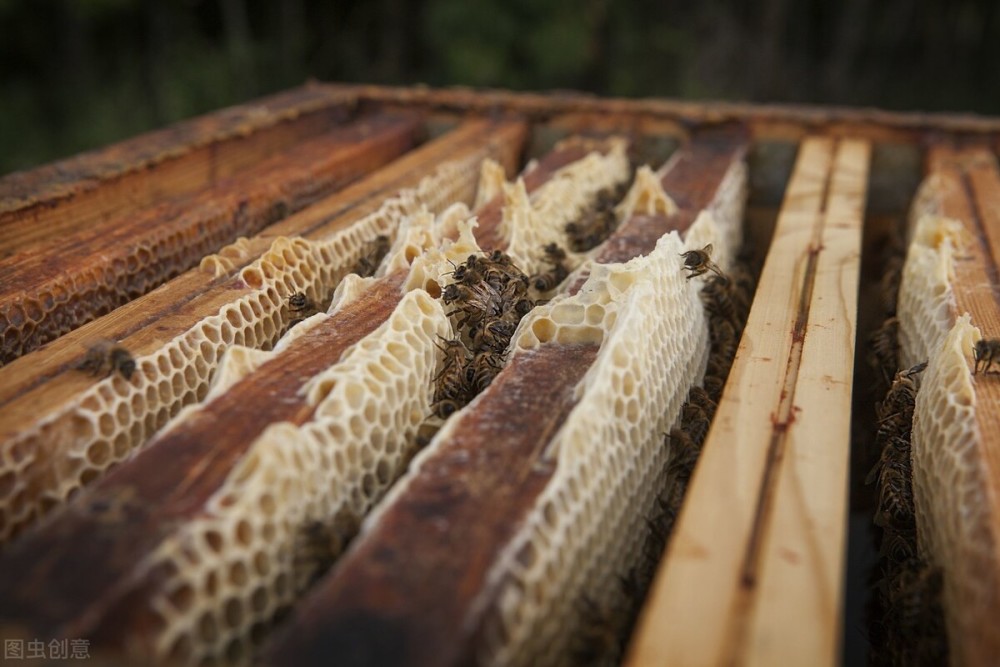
[0,86,353,242]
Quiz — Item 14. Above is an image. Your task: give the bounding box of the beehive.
[1,83,1000,666]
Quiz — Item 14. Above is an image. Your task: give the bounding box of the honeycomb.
[0,152,489,545]
[472,231,712,666]
[501,138,631,276]
[615,165,678,220]
[142,289,451,666]
[896,213,963,368]
[909,315,1000,667]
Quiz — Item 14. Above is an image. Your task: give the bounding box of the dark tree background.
[2,0,999,176]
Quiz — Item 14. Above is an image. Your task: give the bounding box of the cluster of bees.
[868,362,948,664]
[565,183,628,252]
[430,249,539,422]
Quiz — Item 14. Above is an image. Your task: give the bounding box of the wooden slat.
[916,145,1000,666]
[0,114,422,364]
[335,82,1000,141]
[258,131,748,666]
[0,85,353,252]
[626,136,870,666]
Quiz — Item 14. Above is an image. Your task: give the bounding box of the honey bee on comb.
[530,242,570,293]
[76,340,136,381]
[973,338,1000,374]
[680,243,725,281]
[352,234,391,278]
[287,291,321,328]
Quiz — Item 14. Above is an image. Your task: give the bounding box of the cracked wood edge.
[625,136,870,667]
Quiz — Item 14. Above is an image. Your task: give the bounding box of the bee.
[565,187,623,252]
[874,458,916,532]
[700,275,739,326]
[287,292,321,328]
[680,244,725,281]
[876,361,927,425]
[702,375,725,402]
[432,337,471,410]
[442,282,501,313]
[870,317,901,384]
[465,350,503,393]
[688,386,717,418]
[530,244,569,293]
[710,318,739,366]
[432,398,462,420]
[472,318,517,354]
[76,340,136,380]
[291,513,358,593]
[973,338,1000,374]
[353,235,391,277]
[666,427,700,480]
[681,402,712,446]
[879,528,917,563]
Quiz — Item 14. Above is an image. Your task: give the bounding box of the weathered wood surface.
[0,120,523,410]
[914,145,1000,667]
[0,85,354,252]
[258,131,748,666]
[0,113,422,364]
[626,136,870,667]
[330,82,1000,139]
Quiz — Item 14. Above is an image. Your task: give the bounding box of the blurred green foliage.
[2,0,999,176]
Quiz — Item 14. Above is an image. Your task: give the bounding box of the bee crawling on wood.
[353,234,391,277]
[973,338,1000,374]
[76,340,136,380]
[680,244,725,281]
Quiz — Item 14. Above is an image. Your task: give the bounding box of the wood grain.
[0,114,422,364]
[625,136,870,667]
[0,85,354,251]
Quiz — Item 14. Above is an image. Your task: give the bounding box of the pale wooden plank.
[625,136,870,666]
[744,139,868,666]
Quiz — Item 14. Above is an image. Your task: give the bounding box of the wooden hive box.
[1,83,999,666]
